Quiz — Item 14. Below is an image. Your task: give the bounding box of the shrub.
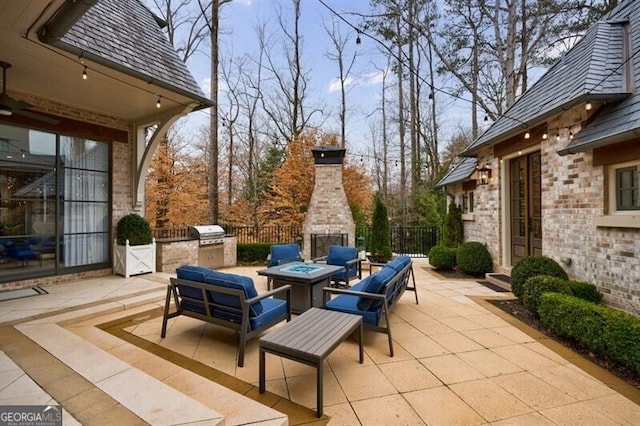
[539,293,640,375]
[116,213,153,246]
[442,201,463,248]
[369,192,392,262]
[428,246,457,270]
[566,280,602,304]
[456,241,493,276]
[237,243,271,263]
[521,275,572,315]
[510,256,568,298]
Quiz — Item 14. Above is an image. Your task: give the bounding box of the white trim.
[600,159,640,227]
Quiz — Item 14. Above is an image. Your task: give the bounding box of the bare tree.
[149,0,210,63]
[323,17,358,148]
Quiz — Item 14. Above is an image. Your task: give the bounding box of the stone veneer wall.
[461,105,640,314]
[302,163,355,260]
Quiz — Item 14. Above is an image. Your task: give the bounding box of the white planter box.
[113,239,156,278]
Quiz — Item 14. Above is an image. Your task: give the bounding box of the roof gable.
[463,17,629,155]
[55,0,208,105]
[435,157,478,188]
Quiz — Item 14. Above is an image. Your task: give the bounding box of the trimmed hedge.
[539,293,640,375]
[521,275,572,315]
[428,246,457,270]
[456,241,493,276]
[237,243,271,263]
[510,256,568,298]
[567,280,602,304]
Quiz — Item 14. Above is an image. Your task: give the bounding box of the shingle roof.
[560,1,640,154]
[462,13,630,156]
[434,157,478,188]
[50,0,211,109]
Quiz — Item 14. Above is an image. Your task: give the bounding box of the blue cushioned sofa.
[322,255,418,356]
[161,265,291,367]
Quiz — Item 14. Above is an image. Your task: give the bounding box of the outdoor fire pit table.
[259,307,363,417]
[257,262,344,314]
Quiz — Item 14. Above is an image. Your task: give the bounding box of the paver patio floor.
[1,258,638,425]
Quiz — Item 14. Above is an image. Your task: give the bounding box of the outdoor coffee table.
[257,262,344,313]
[259,307,363,417]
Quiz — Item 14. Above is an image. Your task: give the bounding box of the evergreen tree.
[369,192,392,262]
[442,201,463,247]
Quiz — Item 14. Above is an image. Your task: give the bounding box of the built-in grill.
[189,225,226,246]
[188,225,227,269]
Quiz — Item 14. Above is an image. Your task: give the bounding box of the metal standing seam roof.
[461,12,630,156]
[434,157,478,188]
[52,0,211,109]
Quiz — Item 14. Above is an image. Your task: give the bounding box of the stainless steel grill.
[189,225,225,246]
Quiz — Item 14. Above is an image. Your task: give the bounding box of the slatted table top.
[259,308,362,361]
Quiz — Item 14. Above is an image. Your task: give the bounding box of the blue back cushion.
[327,245,357,265]
[357,266,396,311]
[204,272,263,317]
[176,265,218,301]
[387,256,410,272]
[269,244,302,266]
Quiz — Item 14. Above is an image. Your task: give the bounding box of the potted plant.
[368,192,392,263]
[113,213,156,278]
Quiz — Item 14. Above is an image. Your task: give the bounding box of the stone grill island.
[302,146,356,260]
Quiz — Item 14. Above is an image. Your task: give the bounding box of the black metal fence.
[153,224,438,257]
[356,225,438,258]
[223,225,302,244]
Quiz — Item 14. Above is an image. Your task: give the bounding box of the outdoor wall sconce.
[477,163,492,185]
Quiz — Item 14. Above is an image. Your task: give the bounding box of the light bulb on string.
[82,65,87,80]
[156,95,161,109]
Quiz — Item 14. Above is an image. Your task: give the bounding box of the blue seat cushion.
[325,293,381,325]
[269,244,302,267]
[387,256,411,272]
[182,297,287,330]
[356,266,396,311]
[204,272,263,317]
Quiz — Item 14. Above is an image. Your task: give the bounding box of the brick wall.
[456,107,640,314]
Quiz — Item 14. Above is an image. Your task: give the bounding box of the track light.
[82,65,87,80]
[156,95,161,109]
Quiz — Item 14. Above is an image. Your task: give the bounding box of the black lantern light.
[477,163,492,185]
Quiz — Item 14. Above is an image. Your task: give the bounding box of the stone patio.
[1,258,638,425]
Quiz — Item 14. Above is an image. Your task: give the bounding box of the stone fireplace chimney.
[303,146,355,260]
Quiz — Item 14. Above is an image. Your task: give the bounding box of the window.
[461,191,474,214]
[616,166,639,211]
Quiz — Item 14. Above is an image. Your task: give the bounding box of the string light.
[524,131,530,139]
[542,131,548,140]
[156,94,161,109]
[585,101,592,111]
[556,131,561,141]
[355,30,361,45]
[82,65,87,80]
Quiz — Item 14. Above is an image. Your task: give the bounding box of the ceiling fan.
[0,61,60,125]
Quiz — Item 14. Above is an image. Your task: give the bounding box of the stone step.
[485,273,512,292]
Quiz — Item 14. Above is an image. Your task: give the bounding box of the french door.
[510,152,542,265]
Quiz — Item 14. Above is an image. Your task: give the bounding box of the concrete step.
[485,273,512,292]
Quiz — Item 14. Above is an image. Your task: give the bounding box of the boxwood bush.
[521,275,572,315]
[428,246,457,270]
[456,241,493,276]
[510,255,568,298]
[566,280,602,304]
[539,293,640,375]
[237,243,271,263]
[116,213,153,246]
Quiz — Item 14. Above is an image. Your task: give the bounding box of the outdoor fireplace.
[302,146,355,260]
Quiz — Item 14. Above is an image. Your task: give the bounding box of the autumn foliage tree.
[145,129,209,228]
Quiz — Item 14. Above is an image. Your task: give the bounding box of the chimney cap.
[312,146,346,164]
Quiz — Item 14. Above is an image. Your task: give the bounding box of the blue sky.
[174,0,478,157]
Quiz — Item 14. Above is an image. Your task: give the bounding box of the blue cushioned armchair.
[313,245,362,288]
[267,243,304,267]
[162,265,291,367]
